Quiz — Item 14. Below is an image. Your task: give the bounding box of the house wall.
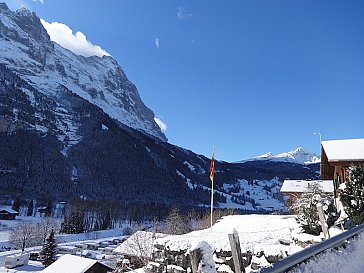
[0,213,16,220]
[329,161,364,197]
[320,147,335,180]
[281,192,303,213]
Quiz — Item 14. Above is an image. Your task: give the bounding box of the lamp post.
[313,132,322,143]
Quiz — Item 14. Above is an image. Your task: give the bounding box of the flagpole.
[210,175,214,233]
[210,146,215,233]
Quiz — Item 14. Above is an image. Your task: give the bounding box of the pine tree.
[39,229,57,267]
[27,200,34,217]
[12,196,21,213]
[340,165,364,225]
[295,182,340,235]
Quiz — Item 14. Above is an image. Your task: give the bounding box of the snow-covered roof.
[41,254,111,273]
[0,208,18,214]
[280,180,334,193]
[322,138,364,162]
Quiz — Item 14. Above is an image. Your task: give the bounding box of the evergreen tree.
[44,199,53,218]
[60,206,85,234]
[27,200,34,217]
[39,229,57,267]
[295,182,340,235]
[340,165,364,225]
[12,196,21,213]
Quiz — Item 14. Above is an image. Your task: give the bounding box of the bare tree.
[162,207,190,235]
[37,218,58,244]
[9,222,42,251]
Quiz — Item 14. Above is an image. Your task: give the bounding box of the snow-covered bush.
[340,165,364,225]
[295,183,339,235]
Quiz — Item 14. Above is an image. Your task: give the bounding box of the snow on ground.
[155,214,343,257]
[221,178,286,211]
[114,231,166,257]
[0,215,351,273]
[156,215,308,256]
[0,215,124,248]
[288,232,364,273]
[183,161,195,172]
[0,261,43,273]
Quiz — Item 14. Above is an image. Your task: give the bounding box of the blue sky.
[4,0,364,162]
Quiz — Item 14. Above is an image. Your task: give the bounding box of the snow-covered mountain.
[240,147,320,165]
[0,3,166,142]
[0,4,321,215]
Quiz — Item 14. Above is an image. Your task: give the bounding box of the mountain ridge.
[238,147,320,165]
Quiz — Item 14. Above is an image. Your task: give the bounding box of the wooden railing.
[260,224,364,273]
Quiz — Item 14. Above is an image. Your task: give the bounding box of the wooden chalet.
[320,138,364,196]
[0,208,19,220]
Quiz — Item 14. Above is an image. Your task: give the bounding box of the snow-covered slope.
[239,147,320,165]
[0,3,166,141]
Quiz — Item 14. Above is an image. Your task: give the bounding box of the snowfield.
[155,215,305,255]
[0,215,362,273]
[0,261,43,273]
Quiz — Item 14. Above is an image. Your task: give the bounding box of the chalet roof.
[41,254,113,273]
[321,138,364,162]
[280,180,334,193]
[0,208,18,214]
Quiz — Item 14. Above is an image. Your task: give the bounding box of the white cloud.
[154,37,160,49]
[154,117,167,132]
[32,0,44,4]
[40,19,110,58]
[177,6,193,20]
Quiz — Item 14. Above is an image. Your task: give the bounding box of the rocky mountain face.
[0,4,320,218]
[0,3,165,143]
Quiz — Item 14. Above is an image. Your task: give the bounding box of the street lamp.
[314,132,322,143]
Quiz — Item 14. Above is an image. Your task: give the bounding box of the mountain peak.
[239,147,320,165]
[16,7,33,17]
[0,5,166,142]
[293,147,305,153]
[0,2,9,11]
[256,152,273,159]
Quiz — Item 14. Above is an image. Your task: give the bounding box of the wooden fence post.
[228,228,245,273]
[190,248,202,273]
[316,203,330,239]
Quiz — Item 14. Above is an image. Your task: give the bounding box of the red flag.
[209,148,215,182]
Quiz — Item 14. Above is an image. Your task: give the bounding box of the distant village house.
[0,208,19,220]
[280,180,334,209]
[41,254,114,273]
